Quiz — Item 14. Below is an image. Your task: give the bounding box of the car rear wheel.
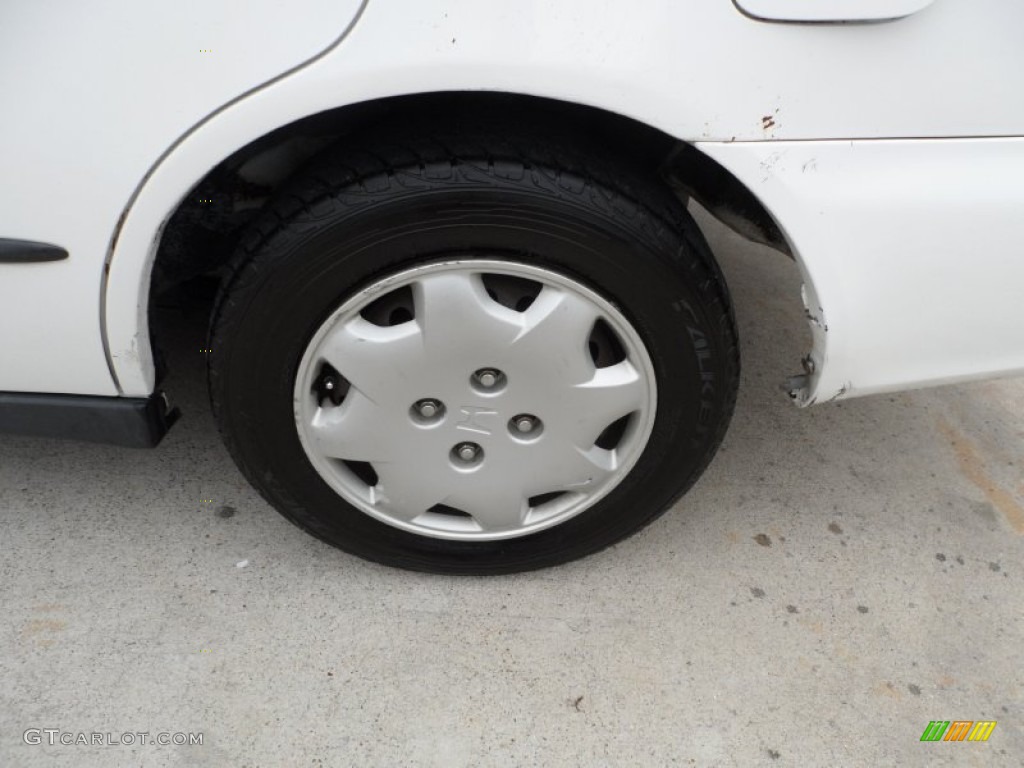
[209,125,738,573]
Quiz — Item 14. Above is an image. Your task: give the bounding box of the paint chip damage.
[785,284,832,406]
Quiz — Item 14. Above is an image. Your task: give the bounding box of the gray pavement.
[1,207,1022,767]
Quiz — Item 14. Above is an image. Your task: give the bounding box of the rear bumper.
[0,391,179,448]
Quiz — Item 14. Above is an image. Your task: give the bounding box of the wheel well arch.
[129,90,794,400]
[151,91,789,292]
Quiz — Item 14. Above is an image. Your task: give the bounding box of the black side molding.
[0,392,180,448]
[0,238,69,263]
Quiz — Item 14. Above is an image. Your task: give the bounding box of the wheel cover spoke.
[293,260,657,542]
[566,361,647,446]
[413,271,522,355]
[533,442,617,491]
[318,318,424,405]
[372,462,453,522]
[308,389,397,463]
[511,286,602,381]
[449,486,529,533]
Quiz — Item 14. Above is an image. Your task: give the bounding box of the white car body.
[2,0,1022,420]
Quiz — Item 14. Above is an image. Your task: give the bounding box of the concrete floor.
[1,208,1022,767]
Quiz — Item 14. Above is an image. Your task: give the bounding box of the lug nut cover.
[454,442,481,462]
[416,399,441,418]
[474,368,502,388]
[515,416,535,433]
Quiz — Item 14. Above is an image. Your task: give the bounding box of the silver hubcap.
[293,260,656,541]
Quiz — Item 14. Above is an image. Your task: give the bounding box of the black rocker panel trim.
[0,392,179,448]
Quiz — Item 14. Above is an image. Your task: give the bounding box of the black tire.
[209,120,739,574]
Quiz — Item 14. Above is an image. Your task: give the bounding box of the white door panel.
[0,0,364,394]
